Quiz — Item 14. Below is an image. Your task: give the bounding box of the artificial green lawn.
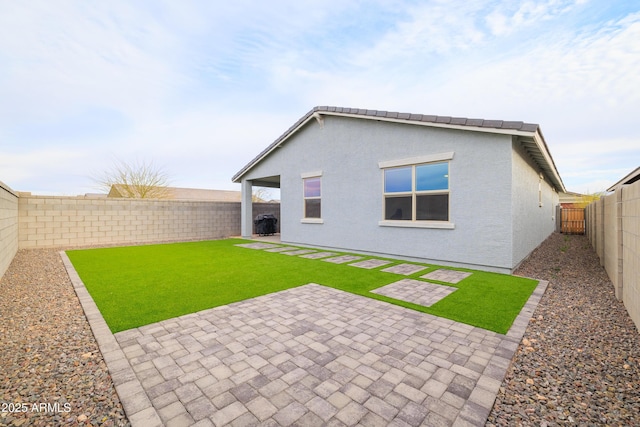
[66,238,538,334]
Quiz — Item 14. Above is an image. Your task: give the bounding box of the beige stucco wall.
[18,195,242,249]
[0,181,19,279]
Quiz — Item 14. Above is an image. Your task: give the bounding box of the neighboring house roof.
[559,191,585,201]
[559,191,586,206]
[232,106,566,192]
[108,184,241,201]
[166,187,241,201]
[606,167,640,192]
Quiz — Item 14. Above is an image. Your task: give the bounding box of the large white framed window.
[379,153,454,229]
[301,171,322,223]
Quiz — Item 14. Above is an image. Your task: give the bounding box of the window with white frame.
[383,161,450,222]
[303,176,321,218]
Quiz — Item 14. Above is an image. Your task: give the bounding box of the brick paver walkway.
[421,270,472,284]
[349,259,393,269]
[61,251,547,427]
[322,255,365,264]
[372,279,458,307]
[381,263,429,276]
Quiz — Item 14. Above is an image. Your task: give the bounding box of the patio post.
[241,179,253,239]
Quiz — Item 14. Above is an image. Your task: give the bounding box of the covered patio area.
[240,175,281,239]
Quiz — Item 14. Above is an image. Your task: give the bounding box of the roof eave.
[530,130,567,193]
[232,107,566,194]
[606,166,640,192]
[232,110,318,183]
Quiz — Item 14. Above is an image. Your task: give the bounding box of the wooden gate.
[561,208,585,234]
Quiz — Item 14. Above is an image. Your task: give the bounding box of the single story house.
[232,106,566,273]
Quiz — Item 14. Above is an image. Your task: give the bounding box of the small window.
[383,161,450,222]
[303,177,321,218]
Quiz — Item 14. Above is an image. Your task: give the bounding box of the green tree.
[576,192,603,208]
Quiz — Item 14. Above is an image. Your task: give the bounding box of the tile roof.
[311,106,540,132]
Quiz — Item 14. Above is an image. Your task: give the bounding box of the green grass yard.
[66,238,538,334]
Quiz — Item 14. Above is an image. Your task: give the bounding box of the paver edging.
[60,251,163,427]
[452,279,548,426]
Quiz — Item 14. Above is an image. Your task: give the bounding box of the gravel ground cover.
[0,234,638,426]
[487,233,640,426]
[0,249,129,427]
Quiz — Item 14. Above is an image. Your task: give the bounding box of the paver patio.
[371,279,458,307]
[381,263,429,276]
[62,251,547,427]
[421,270,472,284]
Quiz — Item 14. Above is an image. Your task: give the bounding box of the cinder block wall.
[0,181,19,278]
[603,192,623,297]
[18,195,243,249]
[622,181,640,331]
[587,180,640,332]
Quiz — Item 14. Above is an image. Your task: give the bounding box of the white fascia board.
[532,131,566,193]
[301,171,323,178]
[233,114,317,182]
[378,152,454,169]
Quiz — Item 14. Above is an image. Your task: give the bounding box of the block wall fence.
[0,181,19,279]
[586,179,640,332]
[0,188,280,280]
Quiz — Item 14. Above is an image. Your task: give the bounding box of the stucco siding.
[510,139,559,267]
[243,115,517,272]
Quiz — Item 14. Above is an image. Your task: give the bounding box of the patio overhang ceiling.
[232,106,566,193]
[250,175,280,188]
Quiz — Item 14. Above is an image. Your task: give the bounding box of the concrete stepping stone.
[264,246,300,253]
[371,279,457,307]
[381,263,428,275]
[349,259,393,269]
[421,269,472,284]
[281,249,317,256]
[299,252,338,259]
[235,243,281,250]
[322,255,364,264]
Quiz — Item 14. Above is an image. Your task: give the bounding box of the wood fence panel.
[561,208,585,234]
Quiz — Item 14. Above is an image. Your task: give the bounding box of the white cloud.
[0,0,637,196]
[0,148,87,193]
[0,1,182,124]
[486,0,583,36]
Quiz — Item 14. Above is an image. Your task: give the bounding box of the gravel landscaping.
[488,233,640,426]
[0,249,129,427]
[1,233,638,426]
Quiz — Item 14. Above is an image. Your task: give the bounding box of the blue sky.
[1,0,638,196]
